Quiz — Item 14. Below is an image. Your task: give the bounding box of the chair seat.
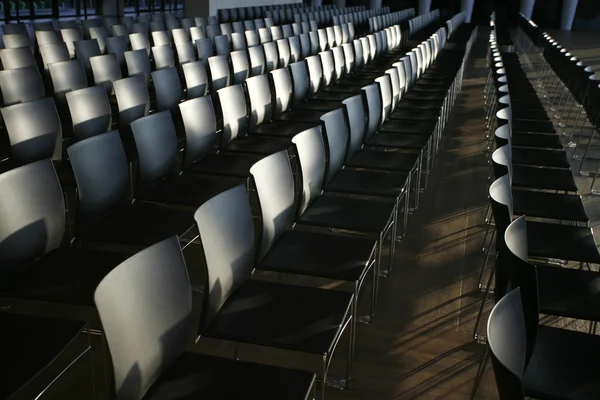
[537,265,600,321]
[347,149,419,172]
[526,221,600,264]
[512,190,588,222]
[298,195,395,234]
[366,133,430,150]
[380,119,437,135]
[0,313,86,400]
[138,175,240,208]
[523,325,600,400]
[224,136,292,155]
[310,90,353,102]
[403,91,448,101]
[78,203,195,247]
[511,148,570,169]
[510,108,550,121]
[251,121,319,138]
[510,119,556,134]
[260,230,376,282]
[6,248,128,306]
[275,109,327,123]
[297,98,342,112]
[396,98,444,110]
[143,352,315,400]
[326,169,409,198]
[390,107,440,122]
[513,165,578,192]
[185,153,263,178]
[409,84,451,93]
[203,279,353,355]
[512,133,563,150]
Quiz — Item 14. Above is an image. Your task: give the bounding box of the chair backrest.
[353,39,364,69]
[299,33,311,59]
[111,24,130,42]
[491,144,513,183]
[0,47,36,70]
[106,36,129,69]
[74,39,102,73]
[175,41,197,66]
[113,76,150,128]
[3,34,32,53]
[291,126,326,215]
[39,43,70,71]
[2,97,62,165]
[317,29,328,52]
[125,49,152,87]
[231,32,247,51]
[271,67,293,116]
[489,174,514,252]
[375,74,393,123]
[271,25,283,41]
[152,45,176,70]
[66,86,112,141]
[319,50,335,88]
[246,74,272,130]
[172,28,189,44]
[282,24,294,38]
[218,84,248,145]
[89,26,110,54]
[0,159,65,273]
[263,41,279,73]
[288,35,301,63]
[130,32,151,56]
[131,112,178,192]
[91,54,122,94]
[342,94,367,161]
[362,83,382,140]
[487,288,527,400]
[306,55,323,96]
[180,96,217,167]
[151,67,183,112]
[68,130,129,230]
[49,59,87,116]
[320,108,348,184]
[152,30,171,47]
[258,27,271,44]
[250,149,295,260]
[36,30,61,48]
[248,45,266,77]
[190,26,206,43]
[230,50,250,85]
[245,30,260,47]
[215,35,231,56]
[232,21,245,34]
[60,28,83,59]
[196,37,214,61]
[289,60,309,107]
[207,55,231,92]
[95,235,191,400]
[0,66,45,106]
[386,68,400,111]
[326,26,336,48]
[194,184,254,329]
[182,61,208,99]
[276,38,291,68]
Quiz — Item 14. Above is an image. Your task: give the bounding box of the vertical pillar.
[520,0,535,19]
[461,0,474,22]
[561,0,578,30]
[418,0,431,15]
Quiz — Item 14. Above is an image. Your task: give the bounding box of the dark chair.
[215,34,231,56]
[105,36,129,71]
[151,67,183,112]
[39,43,70,71]
[74,39,102,74]
[90,54,122,95]
[196,37,214,60]
[263,41,279,73]
[182,61,209,99]
[68,131,196,248]
[277,38,291,68]
[95,235,316,400]
[113,76,150,131]
[60,28,83,59]
[175,40,197,65]
[248,44,266,77]
[208,55,231,92]
[151,45,176,70]
[66,86,112,141]
[194,184,354,400]
[130,32,152,56]
[89,26,109,54]
[125,49,152,87]
[488,287,600,400]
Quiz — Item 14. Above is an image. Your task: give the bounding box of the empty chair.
[231,32,247,51]
[230,50,250,85]
[254,18,266,30]
[282,24,294,38]
[90,54,122,95]
[35,30,61,48]
[326,26,336,48]
[67,131,195,247]
[214,35,230,56]
[111,24,130,43]
[207,55,231,92]
[152,67,183,112]
[48,60,88,126]
[130,32,151,56]
[308,30,320,55]
[244,20,256,31]
[258,27,271,44]
[182,61,209,99]
[2,97,62,166]
[60,28,84,59]
[66,86,112,141]
[105,36,128,70]
[248,45,266,77]
[33,21,56,31]
[94,235,316,400]
[125,49,152,87]
[150,21,166,33]
[276,38,291,68]
[263,41,279,72]
[0,66,45,106]
[300,33,311,59]
[0,47,36,70]
[175,41,197,65]
[81,19,103,39]
[58,20,78,30]
[151,30,171,47]
[196,37,214,60]
[171,28,189,44]
[74,39,102,73]
[3,34,32,51]
[190,26,206,42]
[89,26,110,54]
[245,30,260,47]
[39,43,71,71]
[206,24,220,39]
[113,76,150,129]
[270,25,283,41]
[220,23,233,38]
[288,35,301,63]
[152,45,176,70]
